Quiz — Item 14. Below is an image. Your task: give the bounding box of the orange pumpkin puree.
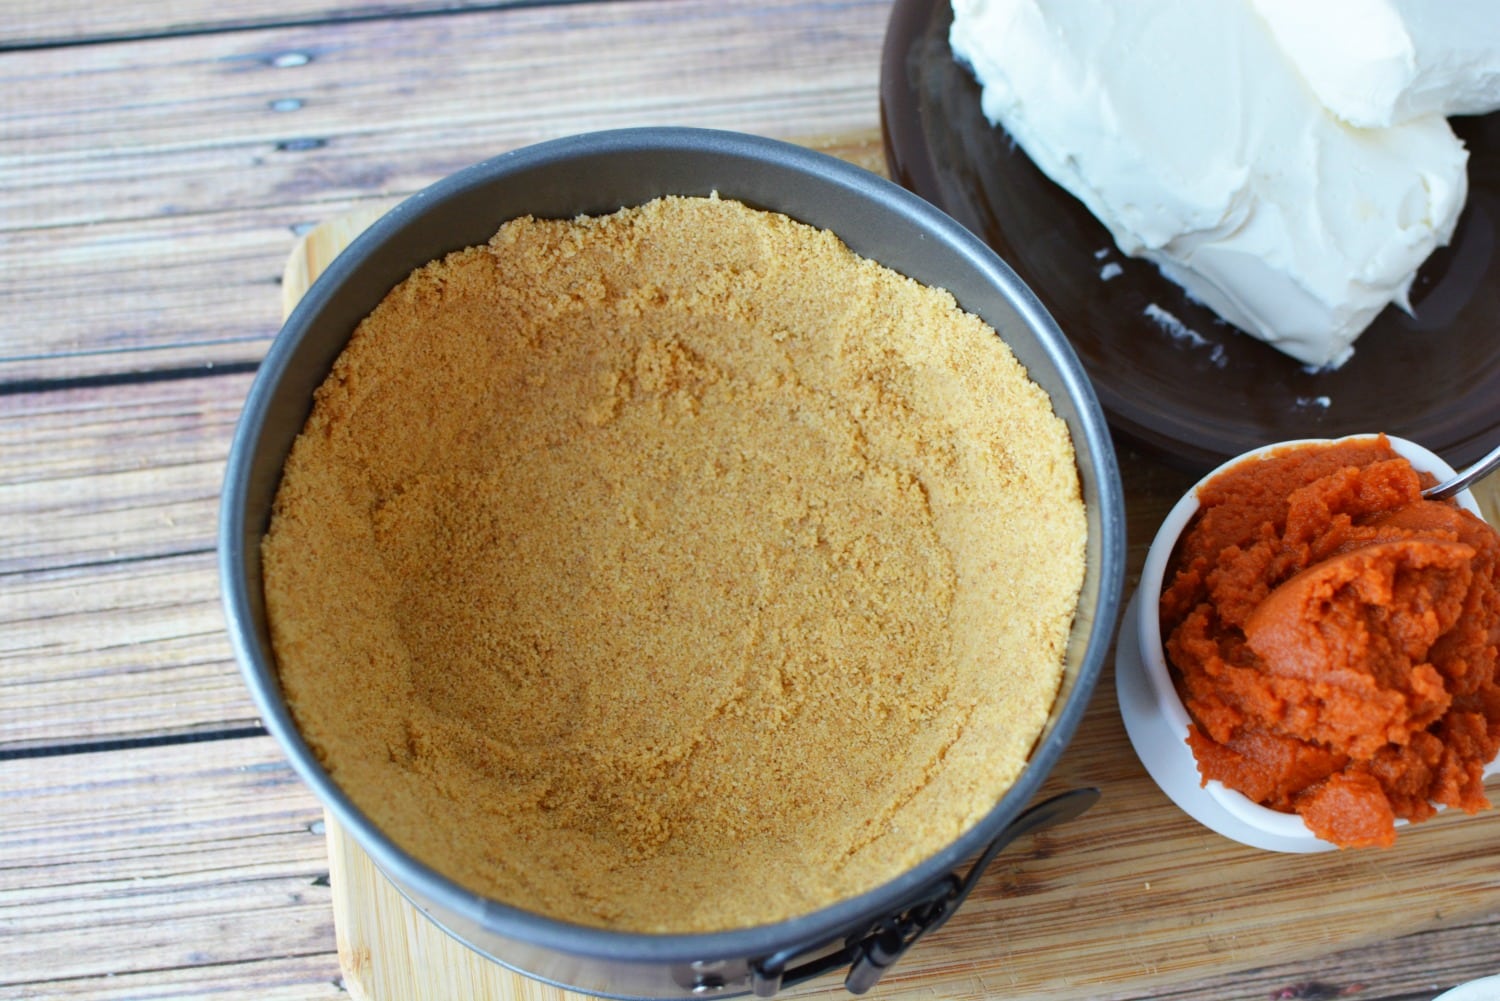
[1160,436,1500,847]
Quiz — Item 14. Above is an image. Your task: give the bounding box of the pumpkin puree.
[1160,436,1500,847]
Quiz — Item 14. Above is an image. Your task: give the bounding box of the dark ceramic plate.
[880,0,1500,471]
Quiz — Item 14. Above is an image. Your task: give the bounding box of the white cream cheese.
[949,0,1470,369]
[1250,0,1500,127]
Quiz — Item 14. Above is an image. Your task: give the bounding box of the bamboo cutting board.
[283,145,1500,1001]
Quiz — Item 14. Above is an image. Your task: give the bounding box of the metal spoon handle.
[1424,440,1500,501]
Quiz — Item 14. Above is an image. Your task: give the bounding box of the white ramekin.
[1116,434,1491,852]
[1435,974,1500,1000]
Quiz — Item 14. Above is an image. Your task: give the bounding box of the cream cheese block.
[949,0,1470,369]
[1250,0,1500,127]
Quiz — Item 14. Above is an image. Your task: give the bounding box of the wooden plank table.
[3,3,1498,1000]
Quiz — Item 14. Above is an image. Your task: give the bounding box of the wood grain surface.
[1,0,890,384]
[4,0,529,48]
[290,160,1500,1001]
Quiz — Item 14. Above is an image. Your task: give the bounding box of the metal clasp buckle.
[750,787,1100,997]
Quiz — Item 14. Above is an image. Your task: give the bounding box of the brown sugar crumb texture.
[261,196,1087,933]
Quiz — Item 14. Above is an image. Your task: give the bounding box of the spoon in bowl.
[1423,440,1500,500]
